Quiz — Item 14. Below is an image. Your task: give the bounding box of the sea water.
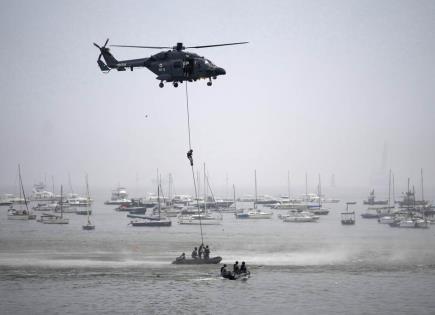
[1,197,435,314]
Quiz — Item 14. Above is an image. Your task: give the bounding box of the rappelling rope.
[185,82,204,245]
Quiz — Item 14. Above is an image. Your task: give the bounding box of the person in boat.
[220,264,227,276]
[191,247,198,259]
[233,261,240,274]
[220,264,236,280]
[204,245,210,259]
[176,252,186,262]
[198,244,204,259]
[240,261,247,274]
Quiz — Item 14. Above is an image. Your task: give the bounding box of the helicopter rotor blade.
[110,45,172,49]
[186,42,249,49]
[103,38,109,47]
[93,43,101,49]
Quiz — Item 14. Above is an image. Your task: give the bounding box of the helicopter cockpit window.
[204,59,215,66]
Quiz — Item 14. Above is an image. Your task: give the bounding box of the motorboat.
[32,202,57,211]
[378,215,396,224]
[76,208,92,215]
[0,194,14,206]
[65,193,92,207]
[234,208,273,219]
[280,210,319,222]
[310,208,329,215]
[178,213,223,225]
[129,218,171,227]
[54,204,77,213]
[40,214,69,224]
[104,186,132,205]
[396,217,430,228]
[29,182,57,202]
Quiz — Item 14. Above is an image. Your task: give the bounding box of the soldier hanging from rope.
[187,149,193,166]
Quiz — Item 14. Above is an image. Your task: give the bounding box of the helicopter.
[93,39,248,88]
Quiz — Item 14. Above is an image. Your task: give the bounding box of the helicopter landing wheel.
[159,82,164,88]
[173,82,179,88]
[207,81,212,86]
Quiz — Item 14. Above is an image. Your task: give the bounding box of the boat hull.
[7,215,29,220]
[130,220,172,227]
[172,256,222,265]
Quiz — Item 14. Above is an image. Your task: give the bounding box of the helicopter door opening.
[183,58,194,77]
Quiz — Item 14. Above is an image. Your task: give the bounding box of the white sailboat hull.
[7,214,29,220]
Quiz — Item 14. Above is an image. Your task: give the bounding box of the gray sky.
[1,0,434,197]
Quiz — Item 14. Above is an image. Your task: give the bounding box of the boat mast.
[421,168,424,203]
[18,164,29,213]
[305,172,308,201]
[254,169,258,209]
[204,163,207,214]
[52,176,55,199]
[318,174,322,208]
[157,183,161,220]
[388,168,391,212]
[60,185,63,219]
[168,173,172,206]
[233,184,236,211]
[287,170,291,203]
[86,174,91,224]
[392,173,396,205]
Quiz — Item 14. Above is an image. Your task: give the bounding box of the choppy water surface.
[1,199,435,314]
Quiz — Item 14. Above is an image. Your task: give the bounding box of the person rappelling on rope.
[187,149,194,166]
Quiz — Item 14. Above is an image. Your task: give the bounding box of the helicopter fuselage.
[101,49,226,87]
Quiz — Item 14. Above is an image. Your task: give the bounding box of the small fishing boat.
[341,202,356,225]
[222,271,251,281]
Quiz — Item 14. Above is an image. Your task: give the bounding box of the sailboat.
[41,185,69,224]
[82,175,95,230]
[178,165,222,224]
[310,174,329,215]
[235,170,273,219]
[130,181,171,227]
[8,165,36,220]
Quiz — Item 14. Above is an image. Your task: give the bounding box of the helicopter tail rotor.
[93,39,113,72]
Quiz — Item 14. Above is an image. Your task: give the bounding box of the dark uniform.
[204,245,210,259]
[233,261,240,274]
